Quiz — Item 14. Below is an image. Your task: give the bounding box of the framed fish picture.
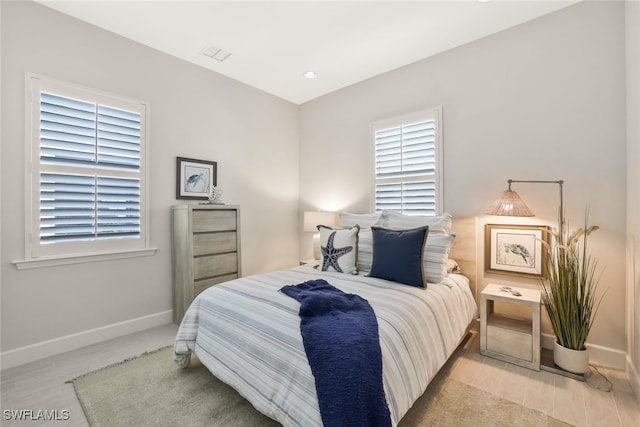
[485,224,550,278]
[176,157,217,200]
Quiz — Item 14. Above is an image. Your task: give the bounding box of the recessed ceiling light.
[303,71,318,79]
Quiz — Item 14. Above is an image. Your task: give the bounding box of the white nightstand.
[299,258,319,267]
[480,283,541,371]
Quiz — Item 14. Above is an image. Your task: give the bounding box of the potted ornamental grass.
[540,209,604,374]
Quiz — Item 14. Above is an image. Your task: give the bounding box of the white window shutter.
[27,74,149,260]
[97,105,141,170]
[40,93,97,167]
[96,176,141,237]
[373,108,442,216]
[38,91,142,245]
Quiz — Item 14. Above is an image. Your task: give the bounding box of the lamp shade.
[303,211,336,232]
[485,189,535,217]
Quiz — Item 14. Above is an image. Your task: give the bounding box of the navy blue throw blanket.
[280,279,392,427]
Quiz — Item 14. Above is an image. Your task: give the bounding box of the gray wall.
[1,1,299,356]
[299,1,627,355]
[625,0,640,394]
[1,0,635,381]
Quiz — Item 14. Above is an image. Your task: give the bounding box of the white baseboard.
[541,333,627,370]
[0,310,173,371]
[627,355,640,403]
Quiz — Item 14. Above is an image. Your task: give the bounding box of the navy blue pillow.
[369,226,429,288]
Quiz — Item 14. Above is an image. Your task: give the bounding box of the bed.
[174,264,477,426]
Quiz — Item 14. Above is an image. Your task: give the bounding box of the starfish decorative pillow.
[317,225,360,274]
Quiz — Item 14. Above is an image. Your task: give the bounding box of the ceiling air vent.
[200,43,232,62]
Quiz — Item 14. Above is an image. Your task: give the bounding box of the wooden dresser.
[171,204,241,324]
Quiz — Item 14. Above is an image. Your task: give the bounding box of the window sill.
[12,247,158,270]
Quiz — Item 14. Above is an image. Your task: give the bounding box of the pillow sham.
[338,212,381,273]
[338,211,381,230]
[356,229,374,273]
[379,210,453,235]
[424,233,456,284]
[369,226,428,288]
[318,225,360,275]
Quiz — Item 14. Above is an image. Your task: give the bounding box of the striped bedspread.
[174,265,477,427]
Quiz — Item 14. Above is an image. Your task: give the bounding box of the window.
[371,108,442,216]
[22,74,152,266]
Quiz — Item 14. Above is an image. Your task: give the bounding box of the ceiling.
[36,0,580,105]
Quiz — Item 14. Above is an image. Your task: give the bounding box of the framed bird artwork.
[484,224,550,278]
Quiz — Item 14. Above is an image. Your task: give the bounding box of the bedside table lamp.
[304,210,336,260]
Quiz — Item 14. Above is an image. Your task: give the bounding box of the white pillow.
[357,229,374,273]
[338,211,381,230]
[379,210,453,235]
[338,212,381,273]
[424,233,456,283]
[318,225,360,274]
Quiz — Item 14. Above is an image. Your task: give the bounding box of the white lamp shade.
[303,211,336,232]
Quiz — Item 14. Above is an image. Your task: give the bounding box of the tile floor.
[449,332,640,427]
[1,324,179,426]
[1,324,638,426]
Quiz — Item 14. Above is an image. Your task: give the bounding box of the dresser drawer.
[193,231,237,256]
[194,274,239,296]
[194,253,238,279]
[192,209,237,232]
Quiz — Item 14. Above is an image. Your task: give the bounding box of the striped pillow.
[376,211,455,283]
[379,211,453,235]
[338,211,381,229]
[357,229,375,273]
[339,212,382,273]
[424,233,456,284]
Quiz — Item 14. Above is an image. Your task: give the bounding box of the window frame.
[16,73,155,269]
[369,107,444,216]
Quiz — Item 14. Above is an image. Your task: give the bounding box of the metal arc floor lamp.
[485,179,565,229]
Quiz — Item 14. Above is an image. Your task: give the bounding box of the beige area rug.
[69,346,572,427]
